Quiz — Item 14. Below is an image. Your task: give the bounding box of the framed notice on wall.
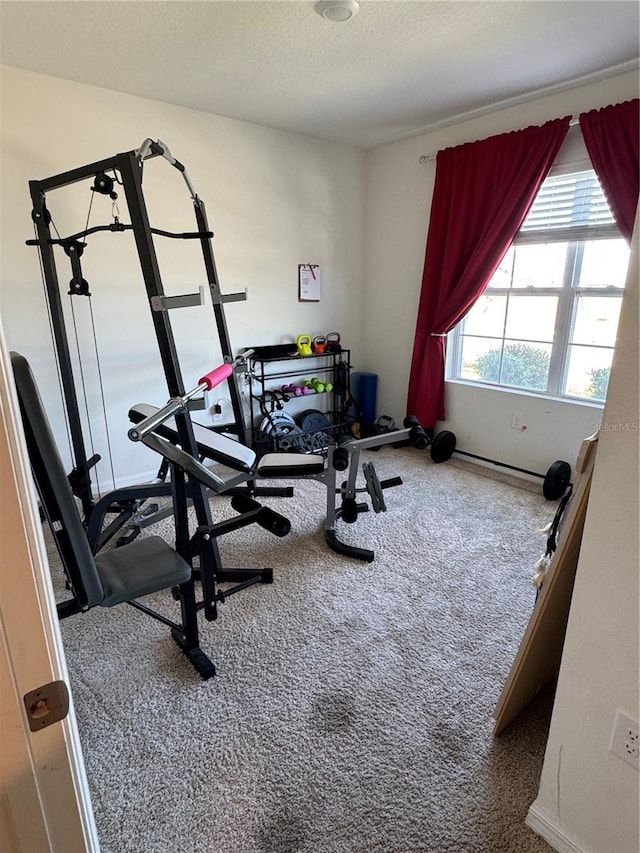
[298,264,321,302]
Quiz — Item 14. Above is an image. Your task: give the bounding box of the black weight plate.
[296,409,332,434]
[543,460,571,500]
[294,409,319,428]
[430,430,456,463]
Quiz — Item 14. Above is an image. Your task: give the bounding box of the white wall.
[0,65,365,488]
[364,70,639,476]
[527,211,639,853]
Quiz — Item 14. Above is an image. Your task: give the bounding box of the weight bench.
[129,395,428,563]
[11,352,290,679]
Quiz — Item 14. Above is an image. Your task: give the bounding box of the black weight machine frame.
[26,140,288,670]
[28,140,252,519]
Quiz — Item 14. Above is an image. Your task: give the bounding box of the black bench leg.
[172,579,216,679]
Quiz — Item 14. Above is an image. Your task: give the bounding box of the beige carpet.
[52,449,556,852]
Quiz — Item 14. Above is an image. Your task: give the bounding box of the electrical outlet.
[610,708,639,769]
[511,411,525,430]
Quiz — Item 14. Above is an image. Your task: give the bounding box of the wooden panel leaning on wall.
[493,432,599,736]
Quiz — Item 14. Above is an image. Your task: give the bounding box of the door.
[0,318,99,852]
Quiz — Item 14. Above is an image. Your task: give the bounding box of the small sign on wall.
[298,264,321,302]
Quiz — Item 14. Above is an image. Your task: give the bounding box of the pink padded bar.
[197,363,233,391]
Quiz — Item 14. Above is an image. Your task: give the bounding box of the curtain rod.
[419,115,581,163]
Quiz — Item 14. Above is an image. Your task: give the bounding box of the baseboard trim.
[526,802,590,853]
[111,469,161,491]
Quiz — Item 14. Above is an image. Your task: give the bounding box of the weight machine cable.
[87,293,117,492]
[83,187,95,235]
[69,295,102,499]
[72,187,119,496]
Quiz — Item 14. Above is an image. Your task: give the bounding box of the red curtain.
[407,117,570,429]
[580,99,640,242]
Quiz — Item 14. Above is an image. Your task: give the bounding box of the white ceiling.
[0,1,638,149]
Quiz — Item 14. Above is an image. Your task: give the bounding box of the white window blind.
[516,170,619,244]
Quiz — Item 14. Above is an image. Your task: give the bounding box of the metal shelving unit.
[245,344,352,454]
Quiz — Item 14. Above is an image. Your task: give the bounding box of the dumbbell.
[309,377,334,394]
[282,383,305,397]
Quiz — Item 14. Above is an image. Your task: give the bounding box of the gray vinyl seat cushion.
[95,535,192,607]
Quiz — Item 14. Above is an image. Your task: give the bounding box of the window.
[448,169,630,402]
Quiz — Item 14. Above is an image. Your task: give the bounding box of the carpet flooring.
[52,449,557,852]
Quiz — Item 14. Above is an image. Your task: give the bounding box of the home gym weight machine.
[26,137,292,544]
[25,139,304,674]
[27,137,430,569]
[21,137,433,683]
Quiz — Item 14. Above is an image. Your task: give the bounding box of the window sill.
[445,377,606,409]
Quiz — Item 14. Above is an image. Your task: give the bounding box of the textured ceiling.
[0,0,638,149]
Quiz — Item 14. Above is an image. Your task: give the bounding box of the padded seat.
[257,453,325,478]
[96,536,191,607]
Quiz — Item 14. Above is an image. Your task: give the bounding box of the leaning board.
[492,433,599,736]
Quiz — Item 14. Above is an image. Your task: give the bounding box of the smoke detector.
[315,0,360,22]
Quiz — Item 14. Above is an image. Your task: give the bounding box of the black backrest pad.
[129,403,256,473]
[10,352,104,608]
[141,431,232,494]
